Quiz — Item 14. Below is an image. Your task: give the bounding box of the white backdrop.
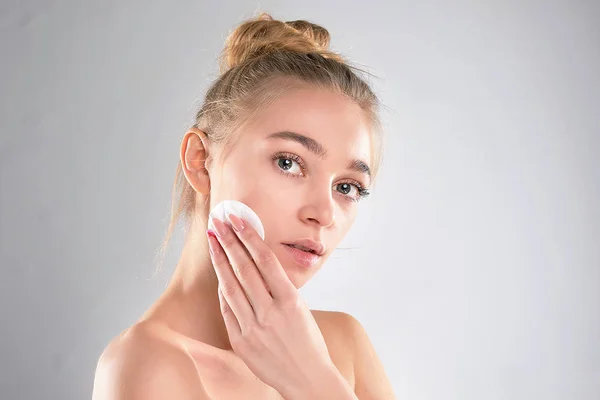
[1,1,598,399]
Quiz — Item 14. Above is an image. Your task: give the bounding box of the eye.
[335,182,370,202]
[337,183,354,195]
[271,151,370,202]
[273,153,305,176]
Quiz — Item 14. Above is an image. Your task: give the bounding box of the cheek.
[216,158,265,200]
[243,180,302,226]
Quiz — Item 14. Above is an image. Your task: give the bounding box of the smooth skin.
[207,214,354,399]
[92,82,395,399]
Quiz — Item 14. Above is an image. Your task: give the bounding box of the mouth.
[284,243,319,254]
[282,243,324,268]
[282,239,325,256]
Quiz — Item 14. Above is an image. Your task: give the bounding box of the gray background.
[1,1,599,399]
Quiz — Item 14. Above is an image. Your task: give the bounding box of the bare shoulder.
[311,310,396,399]
[92,322,209,400]
[310,309,365,344]
[310,309,353,329]
[310,309,356,353]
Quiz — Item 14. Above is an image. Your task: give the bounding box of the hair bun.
[219,13,343,73]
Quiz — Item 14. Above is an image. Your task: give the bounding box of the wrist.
[285,363,357,400]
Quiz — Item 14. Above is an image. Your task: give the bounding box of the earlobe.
[180,127,211,195]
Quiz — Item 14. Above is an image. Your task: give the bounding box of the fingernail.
[227,214,244,232]
[206,230,219,255]
[212,218,227,238]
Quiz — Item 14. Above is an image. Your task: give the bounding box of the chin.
[281,261,322,290]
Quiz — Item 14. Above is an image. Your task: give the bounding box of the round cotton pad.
[208,200,265,240]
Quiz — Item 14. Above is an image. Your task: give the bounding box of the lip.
[282,239,325,256]
[282,244,322,268]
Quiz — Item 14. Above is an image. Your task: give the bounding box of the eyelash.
[270,152,371,202]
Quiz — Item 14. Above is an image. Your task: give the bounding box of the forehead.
[237,86,372,161]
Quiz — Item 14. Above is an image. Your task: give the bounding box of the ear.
[180,127,212,195]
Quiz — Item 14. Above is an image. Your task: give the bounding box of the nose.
[298,184,335,228]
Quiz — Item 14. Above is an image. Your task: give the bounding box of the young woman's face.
[209,86,372,288]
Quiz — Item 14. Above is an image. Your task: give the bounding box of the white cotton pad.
[208,200,265,240]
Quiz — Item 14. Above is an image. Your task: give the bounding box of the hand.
[206,214,336,399]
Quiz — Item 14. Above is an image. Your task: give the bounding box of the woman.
[93,12,395,400]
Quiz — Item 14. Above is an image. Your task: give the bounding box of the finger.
[226,214,296,301]
[206,230,254,331]
[212,217,272,314]
[218,285,241,338]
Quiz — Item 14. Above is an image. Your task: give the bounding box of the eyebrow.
[266,131,371,178]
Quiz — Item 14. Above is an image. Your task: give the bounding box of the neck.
[148,220,233,350]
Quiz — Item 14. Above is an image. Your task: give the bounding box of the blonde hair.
[156,13,383,270]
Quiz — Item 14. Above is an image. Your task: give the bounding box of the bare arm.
[92,332,209,400]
